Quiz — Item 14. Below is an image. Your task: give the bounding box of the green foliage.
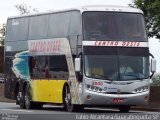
[151,73,160,86]
[0,24,5,46]
[0,47,4,73]
[130,0,160,39]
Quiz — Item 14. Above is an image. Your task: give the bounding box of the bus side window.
[37,56,50,79]
[29,56,36,78]
[49,55,69,80]
[43,63,51,79]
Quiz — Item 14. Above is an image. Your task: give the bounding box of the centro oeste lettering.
[95,41,140,47]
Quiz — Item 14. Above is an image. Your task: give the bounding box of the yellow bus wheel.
[19,88,25,109]
[63,85,83,112]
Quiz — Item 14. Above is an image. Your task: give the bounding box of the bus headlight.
[86,85,104,93]
[133,86,149,93]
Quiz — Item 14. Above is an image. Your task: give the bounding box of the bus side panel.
[50,80,66,103]
[4,52,18,99]
[29,55,69,103]
[5,50,30,100]
[31,80,66,103]
[5,16,29,99]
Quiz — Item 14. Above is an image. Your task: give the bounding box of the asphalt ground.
[0,102,160,120]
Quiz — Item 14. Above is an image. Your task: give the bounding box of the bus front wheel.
[25,86,33,109]
[63,85,83,112]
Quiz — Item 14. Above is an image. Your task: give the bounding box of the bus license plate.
[112,98,124,103]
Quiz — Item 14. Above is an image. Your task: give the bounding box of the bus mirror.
[151,59,156,73]
[75,58,81,72]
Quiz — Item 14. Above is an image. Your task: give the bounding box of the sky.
[0,0,160,73]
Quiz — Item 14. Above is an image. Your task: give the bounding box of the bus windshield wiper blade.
[91,74,115,82]
[124,74,143,81]
[91,74,110,80]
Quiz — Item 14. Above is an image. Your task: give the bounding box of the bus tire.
[19,87,25,109]
[63,85,83,112]
[25,85,34,109]
[119,105,130,113]
[15,83,20,105]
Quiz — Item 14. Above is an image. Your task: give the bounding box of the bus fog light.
[87,95,92,100]
[144,96,149,101]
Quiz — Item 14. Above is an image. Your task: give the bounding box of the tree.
[130,0,160,39]
[0,24,5,73]
[151,73,160,86]
[15,4,38,15]
[0,24,5,46]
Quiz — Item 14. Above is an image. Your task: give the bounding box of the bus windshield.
[84,47,149,81]
[83,12,147,41]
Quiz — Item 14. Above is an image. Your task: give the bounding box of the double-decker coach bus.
[5,5,156,112]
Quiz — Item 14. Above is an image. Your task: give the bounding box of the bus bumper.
[83,90,149,106]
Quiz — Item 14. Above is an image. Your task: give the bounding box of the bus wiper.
[92,74,113,81]
[124,74,143,81]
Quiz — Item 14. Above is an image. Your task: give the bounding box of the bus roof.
[80,5,143,13]
[8,5,143,19]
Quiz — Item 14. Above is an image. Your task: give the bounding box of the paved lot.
[0,83,15,103]
[0,102,160,120]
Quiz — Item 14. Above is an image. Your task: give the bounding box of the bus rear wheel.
[17,87,25,109]
[25,86,33,109]
[63,86,83,112]
[19,91,25,109]
[25,86,43,109]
